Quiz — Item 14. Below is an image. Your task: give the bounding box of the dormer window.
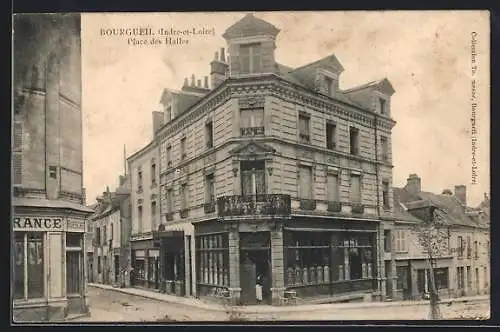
[379,98,387,115]
[240,43,261,74]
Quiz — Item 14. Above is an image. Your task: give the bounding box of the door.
[240,254,257,305]
[475,268,480,294]
[67,251,82,295]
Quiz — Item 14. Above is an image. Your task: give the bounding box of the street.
[72,286,490,322]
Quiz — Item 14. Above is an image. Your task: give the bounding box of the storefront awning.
[283,227,377,233]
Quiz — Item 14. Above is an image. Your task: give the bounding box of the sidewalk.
[87,283,489,315]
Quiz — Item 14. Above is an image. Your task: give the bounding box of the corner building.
[150,14,397,305]
[12,14,93,321]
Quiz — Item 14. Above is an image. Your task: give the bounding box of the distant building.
[130,13,397,305]
[88,175,131,287]
[384,174,490,301]
[12,14,93,321]
[127,140,161,290]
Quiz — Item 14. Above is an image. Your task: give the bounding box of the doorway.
[114,255,120,284]
[239,232,272,305]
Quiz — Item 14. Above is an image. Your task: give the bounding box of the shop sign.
[67,219,85,232]
[13,216,64,231]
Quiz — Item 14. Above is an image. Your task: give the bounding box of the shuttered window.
[327,173,339,202]
[299,166,313,199]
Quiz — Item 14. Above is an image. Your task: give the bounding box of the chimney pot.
[204,76,209,88]
[197,79,201,87]
[190,74,195,86]
[454,185,467,207]
[220,48,225,62]
[183,78,189,86]
[214,51,219,61]
[405,173,421,196]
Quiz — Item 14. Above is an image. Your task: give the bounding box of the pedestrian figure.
[256,274,263,303]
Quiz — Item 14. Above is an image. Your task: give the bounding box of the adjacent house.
[384,174,490,301]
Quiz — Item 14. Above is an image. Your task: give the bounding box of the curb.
[87,284,489,315]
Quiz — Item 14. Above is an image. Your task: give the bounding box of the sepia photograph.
[11,11,490,323]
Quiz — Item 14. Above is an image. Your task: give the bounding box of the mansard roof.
[343,78,396,96]
[222,13,280,40]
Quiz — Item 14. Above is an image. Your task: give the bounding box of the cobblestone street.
[71,286,490,322]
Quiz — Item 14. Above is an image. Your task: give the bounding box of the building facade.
[88,176,131,287]
[12,14,93,321]
[128,140,162,290]
[384,175,490,301]
[128,13,397,306]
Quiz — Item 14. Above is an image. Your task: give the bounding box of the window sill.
[13,298,47,307]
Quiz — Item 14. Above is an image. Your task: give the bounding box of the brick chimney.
[118,175,126,186]
[210,47,228,89]
[405,174,421,196]
[454,185,467,207]
[152,111,164,135]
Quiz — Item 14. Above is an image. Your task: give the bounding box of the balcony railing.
[180,209,189,219]
[300,199,316,211]
[217,194,291,217]
[166,212,174,221]
[240,126,264,137]
[299,133,310,143]
[327,201,342,212]
[351,203,365,214]
[327,141,336,150]
[204,201,216,214]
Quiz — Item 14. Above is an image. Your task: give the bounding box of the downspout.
[374,113,382,300]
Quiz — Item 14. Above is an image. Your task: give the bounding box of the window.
[380,136,389,162]
[379,98,387,115]
[487,241,490,258]
[109,224,113,241]
[396,266,409,291]
[49,166,57,179]
[240,43,261,74]
[241,161,266,196]
[137,205,143,232]
[350,174,361,204]
[151,201,157,229]
[180,183,188,211]
[13,154,22,185]
[466,236,472,258]
[13,122,23,152]
[394,230,407,253]
[204,174,216,213]
[97,256,102,274]
[433,268,449,290]
[166,145,172,167]
[95,227,101,245]
[102,226,107,245]
[166,106,172,122]
[151,162,156,185]
[180,137,186,160]
[205,121,214,148]
[326,122,337,150]
[349,127,359,155]
[457,236,464,258]
[327,173,339,202]
[284,232,376,286]
[166,188,173,214]
[467,266,472,289]
[240,108,264,136]
[324,76,334,96]
[457,266,465,289]
[137,169,143,192]
[382,181,390,209]
[384,230,391,253]
[298,114,310,143]
[13,232,44,300]
[196,234,229,286]
[299,166,313,200]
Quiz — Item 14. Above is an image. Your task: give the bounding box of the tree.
[413,206,450,320]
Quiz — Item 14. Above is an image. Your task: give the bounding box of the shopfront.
[12,209,90,322]
[193,216,379,306]
[130,238,159,290]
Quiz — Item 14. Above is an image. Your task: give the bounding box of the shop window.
[396,266,409,291]
[434,267,449,290]
[66,232,82,248]
[13,232,44,300]
[283,232,376,287]
[196,234,229,287]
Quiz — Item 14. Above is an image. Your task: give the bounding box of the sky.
[81,11,490,206]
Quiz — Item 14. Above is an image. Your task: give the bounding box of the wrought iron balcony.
[180,209,189,219]
[299,133,310,143]
[327,201,342,212]
[327,141,336,150]
[300,199,316,211]
[166,212,174,221]
[217,194,291,217]
[240,126,265,137]
[204,201,216,214]
[351,203,365,214]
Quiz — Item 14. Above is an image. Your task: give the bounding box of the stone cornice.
[155,74,396,144]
